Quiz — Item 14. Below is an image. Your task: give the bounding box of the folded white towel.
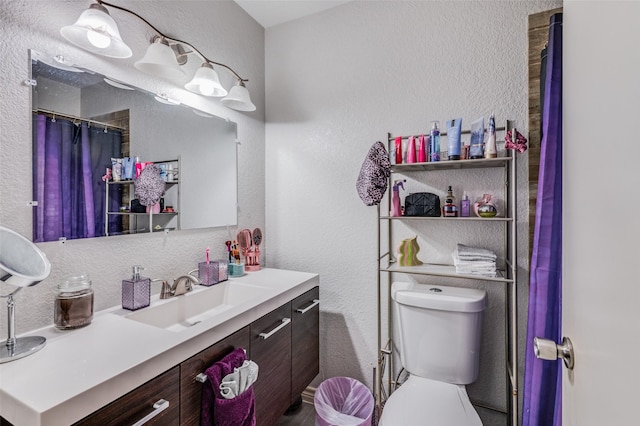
[456,244,497,261]
[452,251,497,277]
[219,360,260,399]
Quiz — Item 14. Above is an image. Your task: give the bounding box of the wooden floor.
[276,401,316,426]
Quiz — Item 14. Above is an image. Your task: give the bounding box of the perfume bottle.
[460,192,470,217]
[122,265,150,311]
[443,186,458,217]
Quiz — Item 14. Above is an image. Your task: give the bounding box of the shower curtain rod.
[33,108,127,131]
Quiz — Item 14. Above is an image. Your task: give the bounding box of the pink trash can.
[314,377,374,426]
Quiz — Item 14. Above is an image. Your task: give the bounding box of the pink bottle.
[394,137,403,164]
[417,135,427,163]
[406,136,416,163]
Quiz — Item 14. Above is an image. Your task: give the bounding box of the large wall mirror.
[30,49,238,242]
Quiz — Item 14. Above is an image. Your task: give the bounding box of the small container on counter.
[198,259,229,286]
[54,274,94,330]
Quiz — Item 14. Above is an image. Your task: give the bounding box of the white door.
[560,1,640,424]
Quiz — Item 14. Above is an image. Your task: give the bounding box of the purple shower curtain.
[33,115,122,242]
[522,13,563,426]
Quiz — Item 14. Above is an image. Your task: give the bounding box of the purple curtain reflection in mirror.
[32,114,122,242]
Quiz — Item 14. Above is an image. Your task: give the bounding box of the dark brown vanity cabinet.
[179,327,251,425]
[291,286,320,404]
[251,301,293,426]
[73,366,180,426]
[13,286,320,426]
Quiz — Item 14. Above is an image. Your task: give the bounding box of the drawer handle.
[259,318,291,340]
[131,399,169,426]
[296,299,320,314]
[195,373,207,383]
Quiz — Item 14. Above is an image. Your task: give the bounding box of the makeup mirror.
[30,49,238,241]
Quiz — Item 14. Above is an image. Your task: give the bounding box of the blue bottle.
[430,121,440,162]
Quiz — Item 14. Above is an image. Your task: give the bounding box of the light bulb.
[199,82,215,96]
[87,29,111,48]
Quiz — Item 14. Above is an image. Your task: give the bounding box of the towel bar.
[195,348,250,383]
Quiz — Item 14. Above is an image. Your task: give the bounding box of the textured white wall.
[0,1,265,333]
[265,0,561,423]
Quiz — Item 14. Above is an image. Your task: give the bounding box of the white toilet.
[379,281,487,426]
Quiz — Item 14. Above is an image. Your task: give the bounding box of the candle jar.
[54,274,94,330]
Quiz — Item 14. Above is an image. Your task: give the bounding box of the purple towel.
[201,347,256,426]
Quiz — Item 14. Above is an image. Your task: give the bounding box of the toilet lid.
[379,376,482,426]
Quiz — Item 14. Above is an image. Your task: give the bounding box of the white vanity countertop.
[0,268,319,426]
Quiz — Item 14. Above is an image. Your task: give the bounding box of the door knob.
[534,336,574,370]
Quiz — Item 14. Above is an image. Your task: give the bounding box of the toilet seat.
[379,375,482,426]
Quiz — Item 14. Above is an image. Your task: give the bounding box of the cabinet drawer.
[179,326,251,426]
[251,302,292,426]
[73,366,180,426]
[291,286,320,402]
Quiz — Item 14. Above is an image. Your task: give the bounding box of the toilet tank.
[392,282,487,385]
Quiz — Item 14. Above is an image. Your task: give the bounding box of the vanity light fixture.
[185,63,227,97]
[61,0,256,112]
[134,36,185,80]
[221,80,256,112]
[60,2,132,58]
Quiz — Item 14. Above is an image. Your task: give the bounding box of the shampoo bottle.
[417,134,427,163]
[122,265,150,311]
[394,136,403,164]
[391,180,406,217]
[406,136,416,163]
[430,121,440,162]
[485,113,497,158]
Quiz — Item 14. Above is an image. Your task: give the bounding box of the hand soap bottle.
[122,265,150,311]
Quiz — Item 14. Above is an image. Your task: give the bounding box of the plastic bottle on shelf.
[391,180,406,217]
[484,113,497,158]
[429,121,440,162]
[460,192,470,217]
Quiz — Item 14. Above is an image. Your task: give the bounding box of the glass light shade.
[134,38,185,80]
[221,81,256,112]
[185,63,227,97]
[60,3,132,59]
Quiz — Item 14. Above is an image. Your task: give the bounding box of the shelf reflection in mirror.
[30,49,238,241]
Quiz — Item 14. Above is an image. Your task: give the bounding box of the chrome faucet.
[155,274,200,299]
[171,274,199,296]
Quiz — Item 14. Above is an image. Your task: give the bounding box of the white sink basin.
[123,282,270,332]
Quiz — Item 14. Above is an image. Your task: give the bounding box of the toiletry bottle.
[122,265,151,311]
[391,180,405,217]
[417,134,427,163]
[447,118,462,160]
[460,192,470,217]
[430,121,440,162]
[394,136,403,165]
[485,113,497,158]
[406,136,416,163]
[442,186,458,217]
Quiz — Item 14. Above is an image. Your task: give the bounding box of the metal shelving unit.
[375,122,518,425]
[104,158,181,236]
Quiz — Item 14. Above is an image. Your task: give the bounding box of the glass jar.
[54,274,94,330]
